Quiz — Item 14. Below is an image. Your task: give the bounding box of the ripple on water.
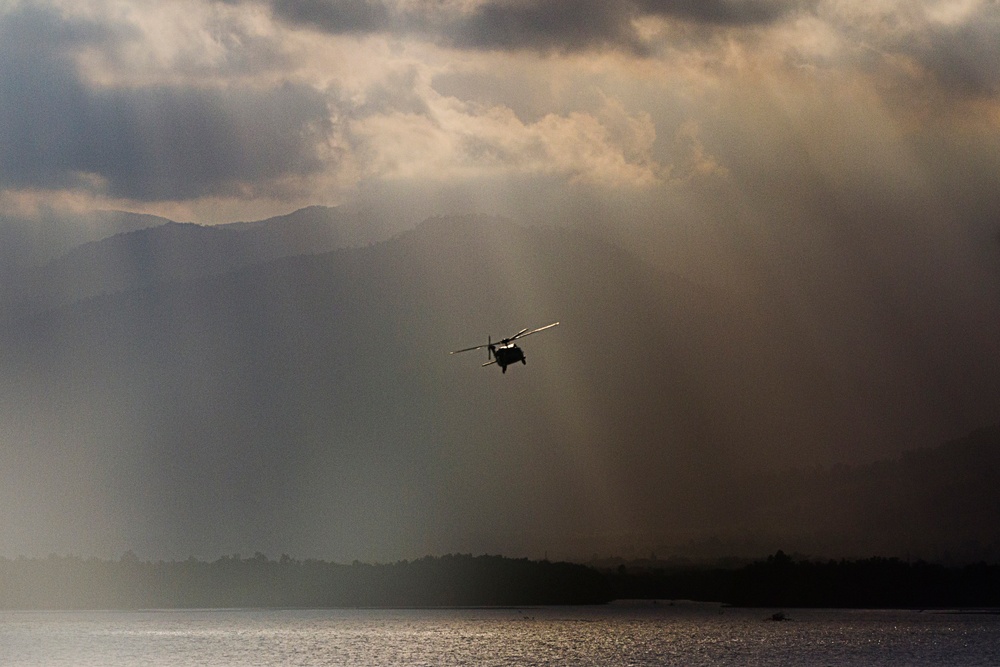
[3,604,1000,667]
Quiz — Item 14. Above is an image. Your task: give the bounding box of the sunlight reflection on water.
[3,602,1000,666]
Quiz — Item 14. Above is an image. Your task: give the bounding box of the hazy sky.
[2,0,998,226]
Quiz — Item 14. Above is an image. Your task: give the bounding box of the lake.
[3,601,1000,666]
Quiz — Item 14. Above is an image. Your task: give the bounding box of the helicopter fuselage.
[492,344,525,372]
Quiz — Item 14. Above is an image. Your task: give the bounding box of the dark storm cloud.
[260,0,806,53]
[636,0,808,26]
[444,0,642,54]
[86,85,332,201]
[0,6,332,201]
[270,0,392,33]
[0,7,114,190]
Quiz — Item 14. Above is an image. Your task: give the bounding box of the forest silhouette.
[606,550,1000,609]
[0,553,612,609]
[5,551,1000,610]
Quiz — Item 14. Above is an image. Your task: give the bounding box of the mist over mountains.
[0,210,166,289]
[0,206,397,313]
[1,207,999,563]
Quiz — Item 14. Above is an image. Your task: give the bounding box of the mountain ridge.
[1,206,397,315]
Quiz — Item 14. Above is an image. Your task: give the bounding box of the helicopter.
[450,322,559,373]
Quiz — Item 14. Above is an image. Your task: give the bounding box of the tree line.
[605,550,1000,608]
[5,550,1000,609]
[0,553,613,610]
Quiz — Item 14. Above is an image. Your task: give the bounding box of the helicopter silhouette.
[451,322,559,373]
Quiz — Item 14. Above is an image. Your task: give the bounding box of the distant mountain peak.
[225,205,342,230]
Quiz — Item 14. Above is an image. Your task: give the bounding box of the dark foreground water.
[3,601,999,666]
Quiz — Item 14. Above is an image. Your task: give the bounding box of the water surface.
[3,601,999,666]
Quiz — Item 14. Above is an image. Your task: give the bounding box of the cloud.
[269,0,392,33]
[345,81,665,187]
[908,1,1000,97]
[801,0,1000,102]
[0,5,334,201]
[440,0,645,54]
[258,0,810,54]
[637,0,811,26]
[5,0,999,220]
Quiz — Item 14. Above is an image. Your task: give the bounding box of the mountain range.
[1,207,998,563]
[0,206,393,313]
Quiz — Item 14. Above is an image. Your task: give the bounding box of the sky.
[4,0,1000,355]
[3,0,1000,562]
[1,0,998,227]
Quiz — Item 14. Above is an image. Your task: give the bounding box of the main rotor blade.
[511,321,560,340]
[454,322,558,353]
[450,343,489,354]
